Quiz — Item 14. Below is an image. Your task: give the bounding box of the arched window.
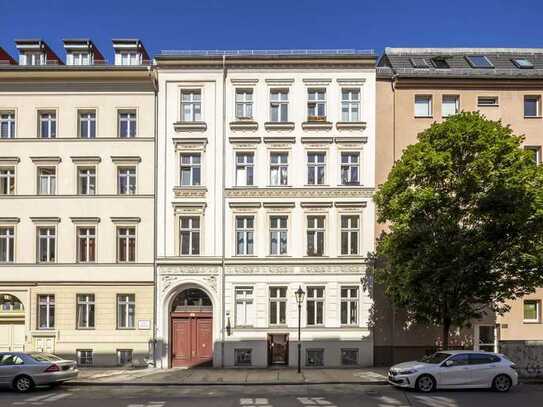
[171,288,211,312]
[0,294,24,312]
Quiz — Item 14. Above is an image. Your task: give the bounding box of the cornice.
[225,187,374,199]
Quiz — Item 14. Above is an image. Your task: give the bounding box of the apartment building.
[154,50,376,368]
[376,48,543,366]
[0,39,155,366]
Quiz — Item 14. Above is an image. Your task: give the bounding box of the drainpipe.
[220,55,227,368]
[390,74,397,363]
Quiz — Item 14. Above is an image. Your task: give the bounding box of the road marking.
[297,397,336,406]
[13,392,71,405]
[240,398,272,406]
[127,403,165,407]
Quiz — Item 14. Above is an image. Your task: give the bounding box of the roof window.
[466,55,494,69]
[512,58,534,69]
[410,57,429,68]
[431,57,449,69]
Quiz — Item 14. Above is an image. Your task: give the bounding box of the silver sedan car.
[0,352,78,392]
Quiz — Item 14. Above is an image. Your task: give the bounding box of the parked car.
[0,352,78,392]
[388,350,518,393]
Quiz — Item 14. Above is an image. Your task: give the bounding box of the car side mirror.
[444,360,454,367]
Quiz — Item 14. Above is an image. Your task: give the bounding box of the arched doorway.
[0,294,25,352]
[170,288,213,367]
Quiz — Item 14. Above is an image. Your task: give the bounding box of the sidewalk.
[70,367,390,386]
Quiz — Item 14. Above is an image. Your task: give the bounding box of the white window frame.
[235,152,255,186]
[270,89,289,122]
[477,96,499,107]
[37,226,56,263]
[235,287,254,327]
[37,167,56,195]
[0,111,16,138]
[307,152,326,185]
[306,215,326,256]
[38,111,57,138]
[306,286,325,326]
[179,216,200,256]
[181,89,202,122]
[341,88,360,122]
[117,226,136,263]
[340,215,360,255]
[525,146,542,165]
[524,95,541,118]
[37,294,55,329]
[0,167,15,195]
[269,215,288,256]
[117,167,137,195]
[414,95,432,118]
[78,110,96,139]
[235,88,254,120]
[340,152,360,186]
[0,226,15,263]
[119,52,140,66]
[117,294,135,329]
[307,88,326,120]
[235,216,254,256]
[76,294,96,329]
[340,286,359,326]
[77,226,96,263]
[118,110,137,138]
[78,167,96,195]
[523,299,541,323]
[269,286,287,326]
[442,95,459,117]
[77,349,93,366]
[180,153,201,186]
[71,52,91,66]
[269,152,289,186]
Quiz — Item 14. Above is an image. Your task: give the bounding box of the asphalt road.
[1,383,543,407]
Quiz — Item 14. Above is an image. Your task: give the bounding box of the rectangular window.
[341,287,358,325]
[181,90,202,122]
[118,110,137,138]
[341,89,360,122]
[180,217,200,255]
[524,96,541,118]
[235,216,254,256]
[37,227,56,263]
[341,348,359,366]
[269,287,287,325]
[117,294,135,329]
[270,152,288,186]
[38,167,56,195]
[78,110,96,139]
[77,227,96,263]
[477,96,499,107]
[37,294,55,329]
[0,168,15,195]
[71,52,91,65]
[466,55,494,69]
[78,167,96,195]
[0,227,15,263]
[523,300,541,323]
[235,287,254,327]
[77,350,93,366]
[77,294,95,329]
[270,89,288,122]
[341,152,360,185]
[306,349,324,367]
[236,152,254,186]
[235,89,254,120]
[0,111,15,138]
[307,216,325,256]
[117,227,136,263]
[525,146,542,165]
[234,349,252,366]
[38,111,56,138]
[119,52,139,66]
[180,153,201,186]
[307,152,325,185]
[341,215,360,255]
[415,95,432,117]
[442,95,459,117]
[307,88,326,120]
[23,52,45,66]
[117,167,136,195]
[307,287,324,326]
[117,349,133,366]
[270,216,288,255]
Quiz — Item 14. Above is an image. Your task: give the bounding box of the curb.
[65,380,389,387]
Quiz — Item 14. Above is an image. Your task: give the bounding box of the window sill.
[336,121,367,130]
[522,320,541,324]
[304,255,329,258]
[173,121,207,132]
[304,184,330,187]
[264,122,295,131]
[76,328,96,331]
[265,255,292,258]
[414,116,433,119]
[477,105,499,108]
[230,120,258,130]
[302,121,333,130]
[524,116,542,119]
[116,327,136,330]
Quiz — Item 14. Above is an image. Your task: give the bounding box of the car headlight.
[398,369,418,375]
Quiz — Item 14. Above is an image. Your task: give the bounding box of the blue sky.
[1,0,542,62]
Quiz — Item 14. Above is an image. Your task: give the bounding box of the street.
[1,384,543,407]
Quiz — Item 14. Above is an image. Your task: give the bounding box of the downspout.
[220,55,227,367]
[390,73,397,363]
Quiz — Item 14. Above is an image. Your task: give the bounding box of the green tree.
[373,112,543,349]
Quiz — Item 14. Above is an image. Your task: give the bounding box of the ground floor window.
[341,348,359,366]
[235,348,252,366]
[306,349,324,367]
[117,349,133,366]
[77,349,93,366]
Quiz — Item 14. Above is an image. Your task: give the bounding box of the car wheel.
[13,375,34,393]
[415,374,436,393]
[492,374,512,392]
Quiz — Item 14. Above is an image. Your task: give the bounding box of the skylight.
[432,58,449,69]
[466,55,494,69]
[410,57,429,68]
[512,58,534,69]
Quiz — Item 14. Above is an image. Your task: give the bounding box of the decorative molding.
[111,156,141,164]
[70,156,102,164]
[264,122,295,131]
[229,202,262,209]
[265,78,295,86]
[225,264,364,275]
[110,217,141,224]
[336,121,367,130]
[0,157,20,164]
[159,268,220,295]
[300,201,333,208]
[173,121,207,132]
[335,136,367,144]
[173,186,208,198]
[301,137,333,144]
[335,201,367,208]
[302,78,332,86]
[0,217,20,224]
[262,202,296,208]
[263,136,296,144]
[30,156,61,164]
[70,217,101,224]
[229,121,258,131]
[229,137,261,146]
[173,202,206,214]
[301,121,333,130]
[30,217,61,224]
[230,78,259,85]
[225,187,374,199]
[173,139,208,150]
[336,78,366,85]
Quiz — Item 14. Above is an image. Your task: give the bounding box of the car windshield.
[418,352,451,364]
[28,353,62,362]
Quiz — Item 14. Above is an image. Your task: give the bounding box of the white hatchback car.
[388,350,518,393]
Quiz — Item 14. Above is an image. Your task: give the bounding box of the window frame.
[235,215,255,256]
[307,88,326,121]
[269,215,288,256]
[0,110,16,139]
[340,215,360,256]
[466,55,494,69]
[37,166,56,195]
[234,348,252,366]
[78,110,96,139]
[180,89,202,122]
[341,88,361,122]
[0,226,15,263]
[76,226,96,263]
[77,349,93,366]
[117,294,136,329]
[307,152,326,186]
[306,215,326,257]
[269,88,289,123]
[77,167,96,195]
[305,348,324,367]
[179,216,201,256]
[524,95,541,118]
[306,286,325,326]
[116,226,137,263]
[340,152,360,186]
[117,166,137,195]
[235,152,255,186]
[441,95,460,117]
[37,294,55,330]
[36,226,56,263]
[414,95,432,118]
[76,293,96,330]
[523,299,541,323]
[234,287,255,327]
[0,167,16,195]
[340,286,359,326]
[235,88,254,120]
[38,110,57,139]
[269,286,287,326]
[477,96,499,107]
[269,151,289,186]
[180,153,202,186]
[118,109,137,138]
[524,146,542,165]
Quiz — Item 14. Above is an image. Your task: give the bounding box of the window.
[0,227,15,263]
[118,111,137,138]
[307,153,325,185]
[410,57,429,68]
[71,52,91,66]
[0,354,24,365]
[77,227,96,263]
[117,294,135,329]
[181,90,202,122]
[38,111,56,138]
[235,89,254,119]
[525,146,542,165]
[269,287,287,325]
[37,295,54,329]
[306,349,324,367]
[469,353,500,365]
[37,227,56,263]
[235,349,252,366]
[117,227,136,263]
[78,167,96,195]
[341,152,360,185]
[77,350,93,366]
[117,167,136,194]
[270,89,289,122]
[524,300,541,323]
[466,55,494,68]
[307,216,325,256]
[0,168,15,195]
[307,88,326,120]
[340,287,358,325]
[341,349,359,366]
[432,58,449,69]
[307,287,324,326]
[512,58,534,69]
[23,52,45,66]
[77,294,95,329]
[235,216,254,256]
[447,353,470,366]
[270,216,288,255]
[341,215,359,255]
[235,287,254,327]
[180,153,201,186]
[180,217,200,255]
[119,52,139,65]
[442,95,459,117]
[38,167,56,195]
[270,152,288,186]
[477,96,499,107]
[0,111,15,138]
[524,96,541,117]
[117,349,133,366]
[236,152,254,186]
[341,89,360,122]
[415,95,432,117]
[78,111,96,139]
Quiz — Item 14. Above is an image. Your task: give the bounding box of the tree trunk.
[442,317,451,350]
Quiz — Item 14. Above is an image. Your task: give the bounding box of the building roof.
[0,46,16,65]
[112,38,150,63]
[62,38,106,63]
[14,39,64,65]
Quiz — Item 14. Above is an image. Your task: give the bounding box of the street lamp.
[295,285,305,374]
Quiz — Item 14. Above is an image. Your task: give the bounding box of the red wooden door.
[172,318,191,366]
[171,314,212,367]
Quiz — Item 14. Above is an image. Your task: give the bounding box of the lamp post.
[295,285,305,374]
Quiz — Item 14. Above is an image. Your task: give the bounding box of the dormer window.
[120,52,140,66]
[112,39,148,66]
[22,52,45,66]
[71,52,91,65]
